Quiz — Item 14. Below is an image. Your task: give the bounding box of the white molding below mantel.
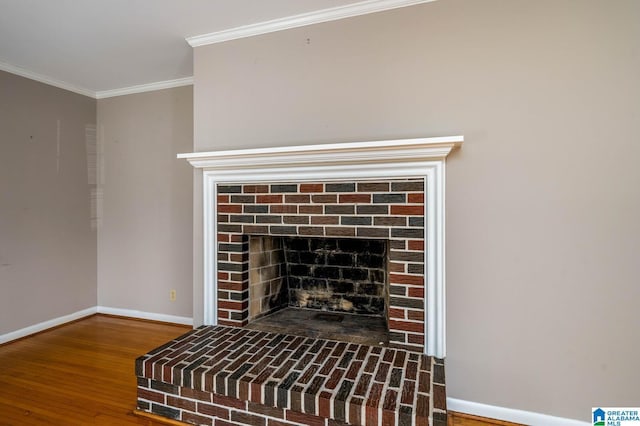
[179,136,463,358]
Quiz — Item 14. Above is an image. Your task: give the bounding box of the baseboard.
[0,306,194,345]
[96,306,193,326]
[0,307,97,345]
[447,398,589,426]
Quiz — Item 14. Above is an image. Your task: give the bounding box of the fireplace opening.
[246,235,389,345]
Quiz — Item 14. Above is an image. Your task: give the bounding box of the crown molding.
[0,60,194,100]
[0,60,96,98]
[95,77,194,99]
[186,0,437,47]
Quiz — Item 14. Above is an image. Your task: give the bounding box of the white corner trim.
[95,77,194,99]
[96,306,193,326]
[0,307,97,345]
[447,398,590,426]
[0,60,96,98]
[186,0,438,47]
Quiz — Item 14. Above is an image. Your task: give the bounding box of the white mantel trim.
[186,0,438,47]
[180,136,462,358]
[178,136,462,169]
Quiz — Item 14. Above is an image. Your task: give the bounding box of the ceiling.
[0,0,431,98]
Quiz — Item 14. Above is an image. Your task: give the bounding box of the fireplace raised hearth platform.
[136,325,446,426]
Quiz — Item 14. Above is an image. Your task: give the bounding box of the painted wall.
[0,70,97,334]
[97,86,193,319]
[193,0,640,421]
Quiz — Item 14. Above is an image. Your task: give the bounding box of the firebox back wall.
[248,236,388,321]
[217,179,426,351]
[284,237,387,315]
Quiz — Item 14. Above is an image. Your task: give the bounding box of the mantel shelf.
[177,136,463,170]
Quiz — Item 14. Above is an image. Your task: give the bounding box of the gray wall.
[0,70,97,334]
[193,0,640,421]
[97,86,193,318]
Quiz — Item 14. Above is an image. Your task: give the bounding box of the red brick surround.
[216,179,426,351]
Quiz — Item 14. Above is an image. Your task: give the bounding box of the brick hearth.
[136,325,447,426]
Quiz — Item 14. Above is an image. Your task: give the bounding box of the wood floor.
[0,315,190,425]
[0,315,513,426]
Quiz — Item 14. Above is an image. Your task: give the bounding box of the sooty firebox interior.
[246,236,389,345]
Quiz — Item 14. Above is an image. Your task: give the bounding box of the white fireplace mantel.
[179,136,463,358]
[178,136,462,170]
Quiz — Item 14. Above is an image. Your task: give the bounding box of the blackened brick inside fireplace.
[285,237,387,315]
[248,236,388,320]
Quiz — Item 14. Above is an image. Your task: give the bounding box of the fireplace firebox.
[246,235,390,345]
[249,236,388,317]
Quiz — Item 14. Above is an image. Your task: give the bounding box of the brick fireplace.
[136,137,463,426]
[181,136,462,358]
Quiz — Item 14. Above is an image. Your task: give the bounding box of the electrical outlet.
[170,289,176,301]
